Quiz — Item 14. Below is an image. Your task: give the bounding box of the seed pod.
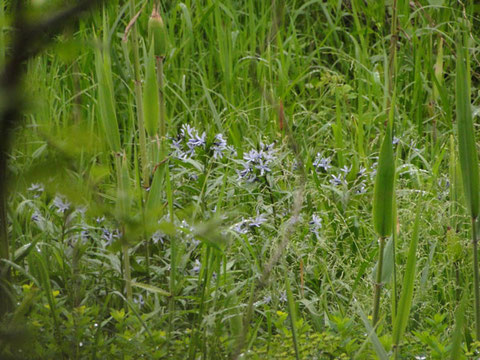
[148,5,167,58]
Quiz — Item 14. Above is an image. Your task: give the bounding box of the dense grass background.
[2,0,480,359]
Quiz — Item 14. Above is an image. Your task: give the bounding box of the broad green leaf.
[373,123,395,237]
[371,236,394,283]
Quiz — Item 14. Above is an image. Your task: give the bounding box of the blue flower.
[357,166,367,177]
[28,183,44,198]
[133,294,145,308]
[53,195,70,214]
[151,230,165,245]
[309,214,322,238]
[329,174,344,186]
[340,165,351,175]
[212,133,227,159]
[192,259,201,274]
[102,228,120,246]
[249,213,267,228]
[313,153,331,172]
[31,211,42,222]
[255,161,271,176]
[187,131,206,150]
[232,219,249,234]
[356,182,367,194]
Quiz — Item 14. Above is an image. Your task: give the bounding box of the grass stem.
[122,244,132,303]
[372,236,386,326]
[472,217,480,339]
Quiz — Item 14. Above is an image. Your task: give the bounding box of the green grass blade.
[392,207,420,351]
[285,272,300,360]
[354,301,389,360]
[115,154,132,224]
[372,123,395,237]
[143,42,160,137]
[450,293,467,360]
[94,38,121,153]
[131,281,170,297]
[456,36,479,219]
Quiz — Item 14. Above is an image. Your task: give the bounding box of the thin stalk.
[122,243,133,303]
[156,56,166,145]
[372,236,386,326]
[166,164,176,346]
[387,0,398,113]
[127,0,148,188]
[392,231,397,324]
[145,229,151,282]
[263,174,277,224]
[472,217,480,339]
[0,0,5,66]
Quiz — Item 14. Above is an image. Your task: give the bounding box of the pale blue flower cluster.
[237,142,276,182]
[232,212,268,234]
[170,124,206,160]
[313,153,331,172]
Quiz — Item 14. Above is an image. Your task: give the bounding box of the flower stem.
[372,236,386,326]
[123,244,132,303]
[472,217,480,339]
[156,55,166,144]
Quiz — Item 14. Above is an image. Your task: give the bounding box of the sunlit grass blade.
[392,207,420,357]
[456,31,480,340]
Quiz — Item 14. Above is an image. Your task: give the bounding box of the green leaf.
[115,154,132,224]
[372,123,395,237]
[285,273,300,360]
[94,30,121,153]
[354,302,389,360]
[371,236,394,283]
[392,207,420,349]
[456,36,479,219]
[131,282,171,297]
[143,42,160,137]
[450,293,467,359]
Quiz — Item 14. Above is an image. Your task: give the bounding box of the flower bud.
[148,6,167,58]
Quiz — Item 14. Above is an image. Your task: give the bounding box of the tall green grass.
[2,1,480,358]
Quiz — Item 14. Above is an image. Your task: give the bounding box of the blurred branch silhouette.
[0,0,104,320]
